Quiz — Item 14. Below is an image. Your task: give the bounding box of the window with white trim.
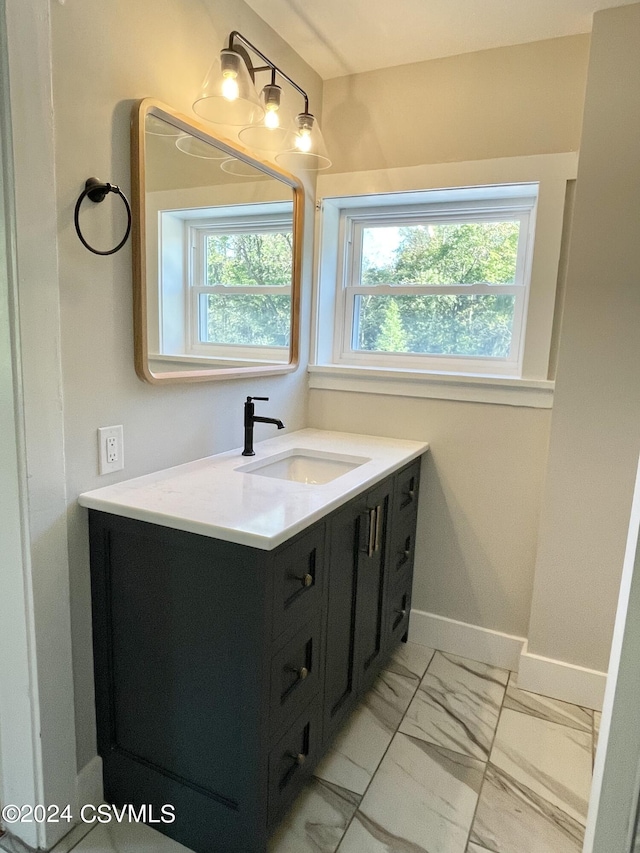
[331,190,537,377]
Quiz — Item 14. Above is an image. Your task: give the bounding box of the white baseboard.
[76,754,104,809]
[408,608,526,671]
[517,648,606,711]
[408,609,607,711]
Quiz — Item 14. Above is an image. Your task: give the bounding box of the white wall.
[2,0,79,845]
[50,0,322,771]
[584,457,640,852]
[527,3,640,674]
[0,57,43,846]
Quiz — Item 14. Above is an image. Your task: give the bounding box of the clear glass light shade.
[238,83,295,152]
[175,133,227,159]
[193,49,265,127]
[220,157,265,177]
[145,114,181,137]
[275,112,331,172]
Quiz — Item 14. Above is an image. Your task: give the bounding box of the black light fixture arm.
[228,30,310,115]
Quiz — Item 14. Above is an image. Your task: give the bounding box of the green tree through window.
[356,221,519,357]
[202,231,292,347]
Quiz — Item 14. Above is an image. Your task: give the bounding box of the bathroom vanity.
[80,429,427,853]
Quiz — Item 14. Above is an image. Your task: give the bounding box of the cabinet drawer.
[386,571,413,647]
[272,525,325,640]
[268,701,322,826]
[388,517,417,579]
[270,614,323,735]
[393,459,421,527]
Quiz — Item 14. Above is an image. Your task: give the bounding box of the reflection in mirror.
[131,99,303,383]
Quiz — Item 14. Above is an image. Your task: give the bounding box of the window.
[333,190,537,376]
[152,201,294,365]
[312,156,577,405]
[187,212,292,361]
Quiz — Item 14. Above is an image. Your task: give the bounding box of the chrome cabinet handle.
[395,609,407,617]
[374,504,382,553]
[367,507,377,557]
[288,752,306,765]
[366,505,383,557]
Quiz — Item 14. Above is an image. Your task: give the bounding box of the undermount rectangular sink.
[236,448,371,485]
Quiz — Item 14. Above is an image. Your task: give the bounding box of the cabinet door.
[354,479,392,695]
[323,497,364,742]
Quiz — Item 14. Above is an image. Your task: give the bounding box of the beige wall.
[527,4,640,672]
[310,36,590,639]
[309,393,551,636]
[50,0,321,770]
[323,35,590,173]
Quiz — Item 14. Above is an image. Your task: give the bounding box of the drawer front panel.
[268,702,322,826]
[270,613,323,735]
[386,571,413,648]
[272,525,325,640]
[388,516,416,580]
[393,459,421,528]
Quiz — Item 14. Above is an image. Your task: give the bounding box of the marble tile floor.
[24,643,597,853]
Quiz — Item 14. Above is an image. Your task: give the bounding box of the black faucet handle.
[248,396,269,402]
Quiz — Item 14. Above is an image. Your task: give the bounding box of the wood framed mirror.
[131,99,303,383]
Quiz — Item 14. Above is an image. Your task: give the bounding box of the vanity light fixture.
[194,43,265,126]
[239,76,295,152]
[193,30,331,171]
[275,110,331,172]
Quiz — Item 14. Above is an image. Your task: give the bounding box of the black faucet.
[242,396,285,456]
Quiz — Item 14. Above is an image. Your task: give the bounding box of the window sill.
[150,352,288,366]
[308,365,554,408]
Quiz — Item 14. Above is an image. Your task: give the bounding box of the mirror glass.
[131,100,303,383]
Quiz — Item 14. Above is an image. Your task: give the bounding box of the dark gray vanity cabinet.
[88,456,422,853]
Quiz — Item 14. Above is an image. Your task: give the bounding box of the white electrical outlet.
[98,425,124,474]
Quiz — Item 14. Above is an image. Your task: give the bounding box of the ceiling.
[243,0,638,79]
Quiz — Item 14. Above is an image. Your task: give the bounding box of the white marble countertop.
[78,429,428,550]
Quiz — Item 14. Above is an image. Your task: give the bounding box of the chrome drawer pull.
[288,752,306,766]
[374,505,382,553]
[395,609,407,617]
[367,507,376,557]
[286,665,309,681]
[289,572,313,587]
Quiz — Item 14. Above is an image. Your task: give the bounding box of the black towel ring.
[74,177,132,256]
